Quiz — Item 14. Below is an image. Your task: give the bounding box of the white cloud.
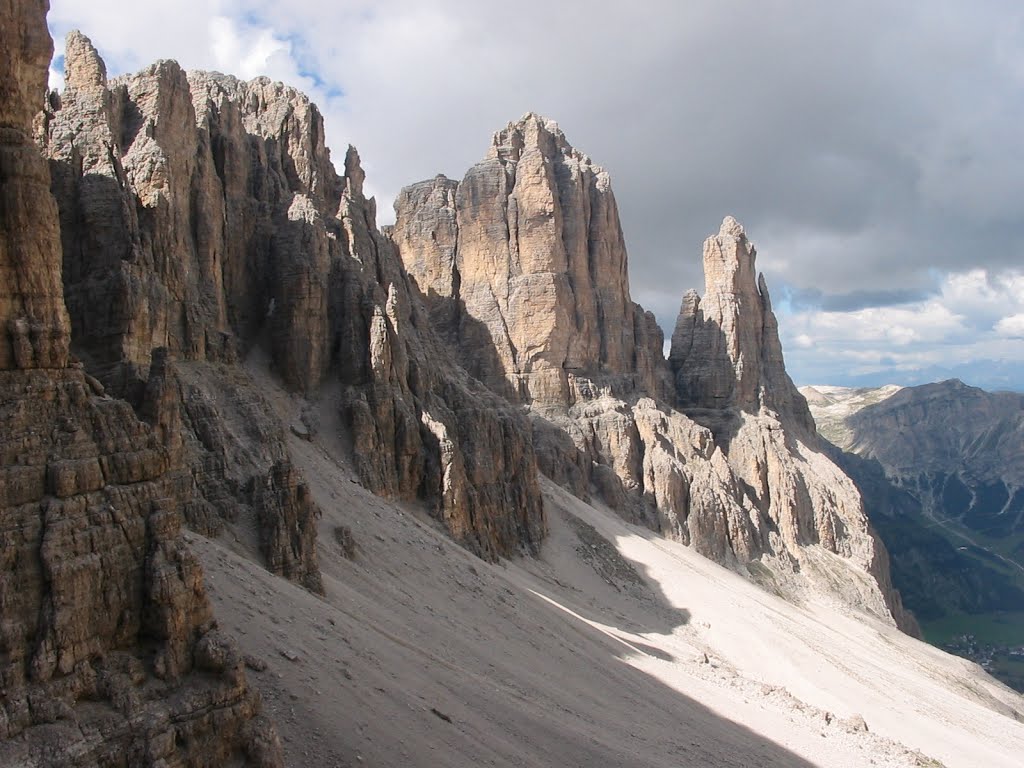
[208,16,290,81]
[781,267,1024,385]
[48,65,64,91]
[788,300,966,347]
[45,0,1024,390]
[996,314,1024,338]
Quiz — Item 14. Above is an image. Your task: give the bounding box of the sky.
[46,0,1024,391]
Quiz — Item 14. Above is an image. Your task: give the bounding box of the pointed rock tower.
[669,216,814,435]
[393,129,916,634]
[394,112,669,406]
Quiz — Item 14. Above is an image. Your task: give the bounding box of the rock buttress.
[43,33,545,564]
[0,2,283,762]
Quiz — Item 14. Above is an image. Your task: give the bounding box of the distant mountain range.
[802,380,1024,689]
[818,362,1024,394]
[803,380,1024,548]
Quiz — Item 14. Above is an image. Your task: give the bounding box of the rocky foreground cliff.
[0,3,930,763]
[1,1,281,764]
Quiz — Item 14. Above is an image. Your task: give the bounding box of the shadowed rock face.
[0,0,71,371]
[46,30,342,398]
[0,2,282,764]
[42,31,545,564]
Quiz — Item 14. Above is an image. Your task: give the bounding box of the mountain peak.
[670,218,812,432]
[719,214,746,239]
[64,30,106,90]
[488,111,582,164]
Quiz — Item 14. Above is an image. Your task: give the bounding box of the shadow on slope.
[190,375,830,768]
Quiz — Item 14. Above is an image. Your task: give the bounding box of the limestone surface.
[394,123,914,631]
[395,113,668,406]
[42,32,545,565]
[0,3,281,763]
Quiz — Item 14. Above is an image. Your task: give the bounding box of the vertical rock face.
[42,32,545,564]
[0,0,71,370]
[41,32,341,584]
[395,113,668,406]
[0,2,282,763]
[670,216,814,433]
[394,124,914,632]
[338,163,545,559]
[45,35,342,398]
[668,217,915,633]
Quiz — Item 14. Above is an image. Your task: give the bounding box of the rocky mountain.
[2,1,986,763]
[42,26,544,565]
[393,121,913,631]
[803,380,1024,560]
[844,380,1024,544]
[800,384,904,446]
[1,2,280,764]
[802,380,1024,689]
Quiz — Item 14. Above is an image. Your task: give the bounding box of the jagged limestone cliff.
[0,6,930,764]
[0,2,282,764]
[393,116,915,631]
[41,30,545,564]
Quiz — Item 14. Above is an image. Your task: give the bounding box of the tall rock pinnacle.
[669,216,814,434]
[393,127,913,632]
[394,112,667,405]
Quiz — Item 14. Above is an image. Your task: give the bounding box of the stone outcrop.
[0,369,282,766]
[45,32,341,398]
[0,0,71,370]
[339,163,545,559]
[0,2,281,763]
[670,216,815,434]
[394,114,669,406]
[393,118,914,631]
[41,31,545,564]
[668,217,915,632]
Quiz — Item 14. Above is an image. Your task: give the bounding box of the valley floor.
[191,367,1024,768]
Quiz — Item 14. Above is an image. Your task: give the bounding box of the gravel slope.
[189,370,1024,768]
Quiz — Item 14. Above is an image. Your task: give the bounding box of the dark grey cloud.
[48,0,1024,389]
[785,288,933,313]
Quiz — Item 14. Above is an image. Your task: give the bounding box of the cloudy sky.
[47,0,1024,390]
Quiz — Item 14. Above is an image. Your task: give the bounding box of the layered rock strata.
[0,1,281,763]
[0,0,71,370]
[42,31,544,563]
[393,115,670,406]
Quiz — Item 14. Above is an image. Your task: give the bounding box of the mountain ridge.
[803,379,1024,690]
[17,4,1024,765]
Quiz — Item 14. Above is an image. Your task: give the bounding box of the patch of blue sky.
[279,31,345,101]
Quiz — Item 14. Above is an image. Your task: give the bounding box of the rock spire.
[670,216,815,434]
